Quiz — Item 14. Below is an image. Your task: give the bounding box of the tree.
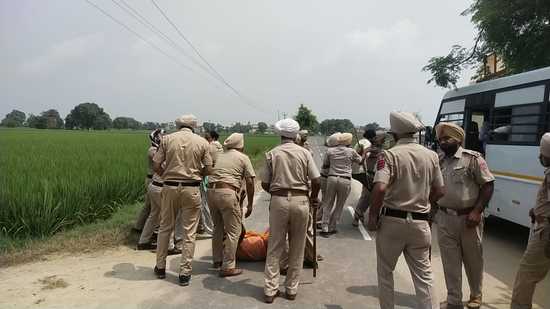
[319,119,355,135]
[229,122,251,133]
[65,103,112,130]
[26,110,63,129]
[113,117,141,130]
[27,114,48,129]
[142,122,160,130]
[364,122,380,131]
[257,122,268,134]
[1,110,26,127]
[203,122,216,133]
[423,0,550,88]
[294,104,319,133]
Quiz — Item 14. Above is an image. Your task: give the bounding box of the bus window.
[490,104,541,143]
[439,113,464,126]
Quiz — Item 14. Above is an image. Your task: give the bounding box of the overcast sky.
[0,0,477,127]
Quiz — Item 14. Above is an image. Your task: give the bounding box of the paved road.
[0,137,548,309]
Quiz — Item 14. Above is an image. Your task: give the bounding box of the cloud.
[19,33,104,75]
[346,19,420,52]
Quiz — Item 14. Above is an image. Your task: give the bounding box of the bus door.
[463,93,494,154]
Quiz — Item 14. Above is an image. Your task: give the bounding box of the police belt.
[320,174,328,178]
[270,189,309,197]
[151,181,164,187]
[438,206,475,216]
[328,175,351,180]
[208,182,239,192]
[146,174,153,179]
[164,180,201,187]
[382,208,430,221]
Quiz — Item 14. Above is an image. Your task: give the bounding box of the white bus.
[434,66,550,227]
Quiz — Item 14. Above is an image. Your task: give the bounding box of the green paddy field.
[0,128,278,241]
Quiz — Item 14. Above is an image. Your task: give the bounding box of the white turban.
[389,111,424,135]
[339,133,353,146]
[274,118,300,139]
[358,138,372,150]
[224,133,244,149]
[175,114,198,129]
[326,133,340,147]
[541,133,550,157]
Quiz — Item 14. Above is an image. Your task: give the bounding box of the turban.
[326,133,340,147]
[274,118,300,139]
[541,133,550,157]
[224,133,244,149]
[339,132,353,146]
[358,138,372,150]
[389,111,424,135]
[175,114,198,128]
[435,122,465,143]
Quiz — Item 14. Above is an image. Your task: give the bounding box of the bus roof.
[443,66,550,100]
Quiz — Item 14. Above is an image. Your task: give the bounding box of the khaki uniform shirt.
[534,169,550,217]
[261,141,320,192]
[153,128,213,182]
[209,149,256,189]
[210,141,224,165]
[147,146,163,182]
[437,147,495,210]
[324,146,362,177]
[374,137,444,213]
[365,144,383,173]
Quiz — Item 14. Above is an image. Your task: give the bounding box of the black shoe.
[154,266,166,279]
[303,260,318,269]
[285,292,297,301]
[137,243,156,250]
[179,274,191,286]
[320,231,330,238]
[264,291,280,304]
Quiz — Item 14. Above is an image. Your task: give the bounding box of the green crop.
[0,129,278,239]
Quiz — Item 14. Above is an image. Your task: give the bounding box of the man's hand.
[529,208,535,223]
[466,209,482,228]
[367,213,379,231]
[309,197,320,209]
[245,205,253,218]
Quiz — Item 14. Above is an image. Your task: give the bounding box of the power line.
[150,0,264,111]
[85,0,197,75]
[113,0,219,83]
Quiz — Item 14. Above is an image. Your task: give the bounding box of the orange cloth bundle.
[236,230,269,261]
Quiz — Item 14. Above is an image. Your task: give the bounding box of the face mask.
[539,155,550,167]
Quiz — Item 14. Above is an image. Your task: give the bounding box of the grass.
[0,128,278,266]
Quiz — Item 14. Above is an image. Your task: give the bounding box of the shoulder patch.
[376,154,386,170]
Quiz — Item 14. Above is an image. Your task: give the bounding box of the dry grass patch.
[36,275,69,290]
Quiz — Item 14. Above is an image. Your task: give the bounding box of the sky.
[0,0,477,127]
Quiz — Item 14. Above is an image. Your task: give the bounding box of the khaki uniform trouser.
[511,223,550,309]
[156,185,202,276]
[376,216,439,309]
[207,188,242,270]
[317,177,328,222]
[264,195,309,296]
[280,206,316,268]
[435,211,484,305]
[135,177,152,230]
[355,185,371,216]
[321,176,351,232]
[139,184,182,248]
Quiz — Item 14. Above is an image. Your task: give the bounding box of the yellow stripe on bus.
[491,170,544,183]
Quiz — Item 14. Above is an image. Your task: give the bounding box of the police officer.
[262,118,321,303]
[320,132,362,237]
[435,122,495,309]
[352,129,386,226]
[317,133,341,225]
[134,129,164,232]
[510,133,550,309]
[296,130,312,152]
[207,133,255,277]
[137,129,165,250]
[152,115,213,286]
[367,111,445,309]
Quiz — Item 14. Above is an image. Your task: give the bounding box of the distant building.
[476,52,506,82]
